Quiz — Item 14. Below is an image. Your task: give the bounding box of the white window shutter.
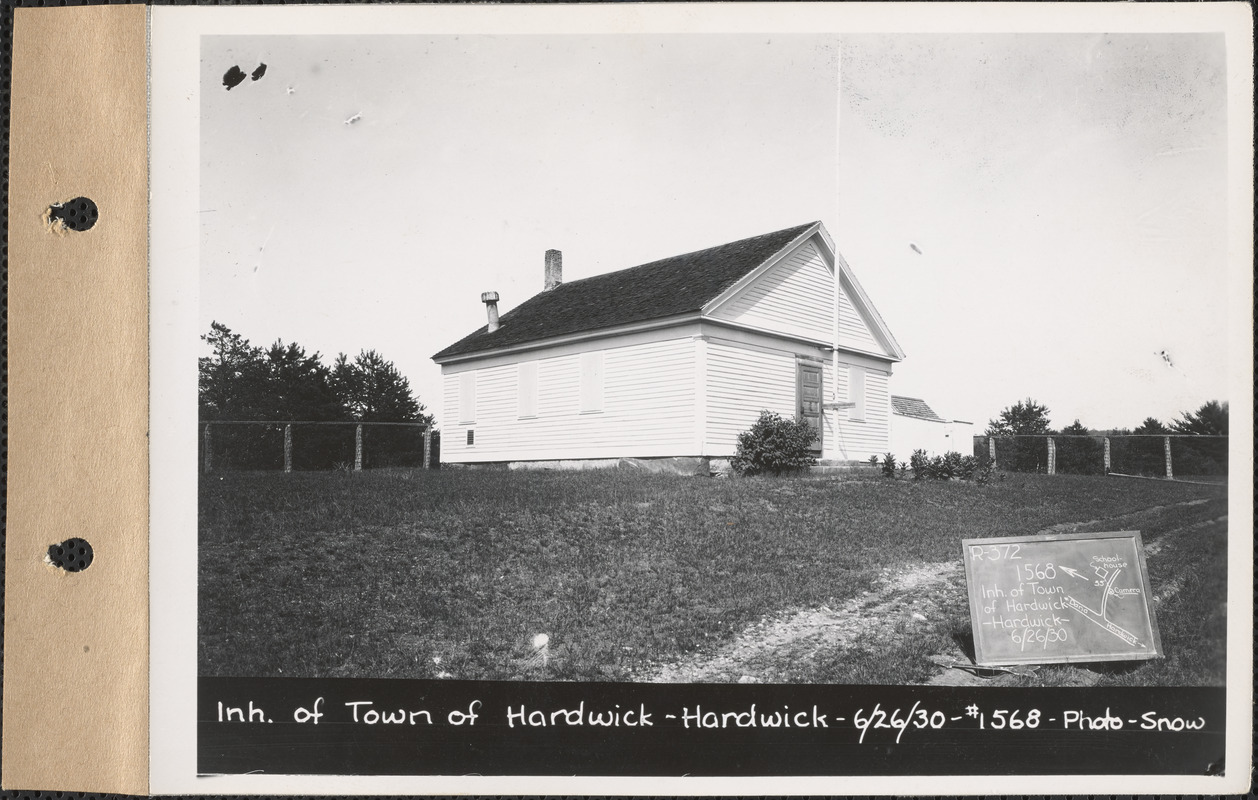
[850,365,866,422]
[580,351,604,412]
[459,372,477,423]
[518,361,539,418]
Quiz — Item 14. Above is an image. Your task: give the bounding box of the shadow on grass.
[944,623,1019,680]
[950,625,977,663]
[1078,660,1145,678]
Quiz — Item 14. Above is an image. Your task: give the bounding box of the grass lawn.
[199,468,1228,685]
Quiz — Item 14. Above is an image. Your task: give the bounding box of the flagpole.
[833,44,842,417]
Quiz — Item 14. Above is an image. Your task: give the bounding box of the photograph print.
[191,16,1244,783]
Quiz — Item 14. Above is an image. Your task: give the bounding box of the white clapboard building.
[889,395,976,462]
[431,221,904,467]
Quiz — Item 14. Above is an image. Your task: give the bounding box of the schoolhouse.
[431,221,904,467]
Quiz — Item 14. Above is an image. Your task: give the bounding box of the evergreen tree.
[332,350,432,424]
[1133,417,1169,435]
[1055,419,1102,474]
[986,398,1052,436]
[1170,400,1228,436]
[198,323,434,470]
[1059,419,1090,436]
[986,398,1052,473]
[1169,400,1228,477]
[259,340,344,421]
[199,322,268,420]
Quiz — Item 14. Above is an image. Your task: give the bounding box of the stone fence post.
[354,424,363,471]
[203,424,212,474]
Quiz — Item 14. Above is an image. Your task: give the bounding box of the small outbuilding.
[431,221,904,467]
[889,395,975,462]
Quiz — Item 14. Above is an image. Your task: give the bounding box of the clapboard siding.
[442,373,462,428]
[828,363,891,460]
[442,337,696,462]
[444,331,895,464]
[837,280,881,354]
[705,338,799,454]
[712,241,833,342]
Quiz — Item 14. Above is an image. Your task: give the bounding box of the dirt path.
[635,561,961,684]
[633,498,1225,686]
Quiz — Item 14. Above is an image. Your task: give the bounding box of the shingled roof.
[891,395,947,423]
[432,222,819,361]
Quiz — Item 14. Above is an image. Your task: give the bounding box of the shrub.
[961,453,996,484]
[881,452,899,479]
[730,411,819,476]
[908,450,995,484]
[973,458,997,485]
[934,451,964,480]
[868,454,880,468]
[909,449,931,480]
[957,454,978,481]
[927,455,944,479]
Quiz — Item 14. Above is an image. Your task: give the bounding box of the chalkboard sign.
[962,531,1162,666]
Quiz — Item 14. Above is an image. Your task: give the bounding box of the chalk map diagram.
[1057,556,1148,650]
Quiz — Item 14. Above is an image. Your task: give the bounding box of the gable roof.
[891,395,946,423]
[433,222,819,361]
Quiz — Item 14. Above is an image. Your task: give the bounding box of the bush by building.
[731,411,819,476]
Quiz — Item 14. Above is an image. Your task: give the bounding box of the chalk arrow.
[1059,565,1088,581]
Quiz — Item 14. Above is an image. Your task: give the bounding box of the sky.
[200,31,1232,432]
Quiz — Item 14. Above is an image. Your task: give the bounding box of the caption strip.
[200,678,1224,777]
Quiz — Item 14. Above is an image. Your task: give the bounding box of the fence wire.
[973,434,1226,480]
[199,421,440,472]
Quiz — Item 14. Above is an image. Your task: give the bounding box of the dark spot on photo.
[223,65,247,90]
[251,63,268,81]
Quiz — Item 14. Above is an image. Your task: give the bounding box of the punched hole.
[48,197,98,232]
[48,538,93,572]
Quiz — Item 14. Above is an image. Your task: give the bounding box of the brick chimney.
[481,291,500,332]
[544,249,562,291]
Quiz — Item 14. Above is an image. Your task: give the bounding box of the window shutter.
[518,361,539,419]
[579,352,604,413]
[850,366,866,422]
[459,372,477,423]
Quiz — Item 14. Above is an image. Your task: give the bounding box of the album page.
[147,2,1254,794]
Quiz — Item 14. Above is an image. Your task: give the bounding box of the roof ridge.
[433,220,828,362]
[549,221,820,290]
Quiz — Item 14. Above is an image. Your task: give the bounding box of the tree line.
[199,321,432,425]
[986,397,1229,438]
[198,322,434,470]
[984,398,1228,476]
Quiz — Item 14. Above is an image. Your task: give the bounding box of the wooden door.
[796,362,823,453]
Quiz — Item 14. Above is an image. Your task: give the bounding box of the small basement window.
[466,429,475,446]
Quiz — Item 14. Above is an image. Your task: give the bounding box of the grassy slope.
[199,470,1228,684]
